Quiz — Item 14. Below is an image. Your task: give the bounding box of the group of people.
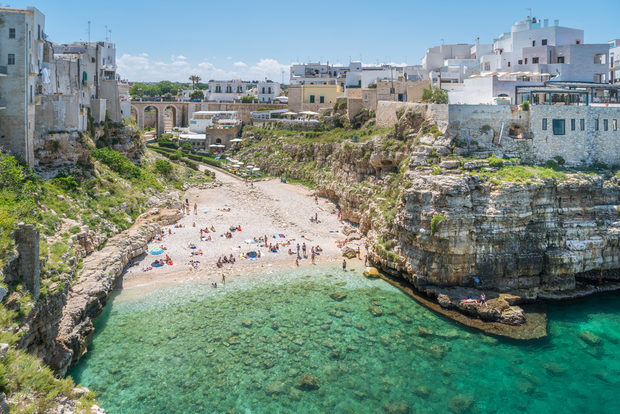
[290,242,323,266]
[216,254,236,268]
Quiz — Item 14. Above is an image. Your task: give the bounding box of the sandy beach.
[121,165,365,289]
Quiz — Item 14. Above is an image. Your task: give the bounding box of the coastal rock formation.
[238,126,620,330]
[46,208,183,375]
[395,173,619,294]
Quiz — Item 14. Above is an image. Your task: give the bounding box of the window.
[595,119,599,131]
[576,40,580,44]
[29,85,33,104]
[532,57,539,64]
[603,119,608,131]
[483,62,490,71]
[518,59,523,65]
[268,87,272,94]
[319,96,324,103]
[7,54,15,65]
[532,40,536,47]
[309,95,315,103]
[571,119,575,131]
[507,62,511,67]
[614,119,618,131]
[524,58,528,64]
[215,86,221,93]
[542,118,547,130]
[580,119,585,131]
[552,119,565,135]
[389,88,395,94]
[542,39,548,46]
[226,86,232,93]
[557,56,565,64]
[9,28,15,39]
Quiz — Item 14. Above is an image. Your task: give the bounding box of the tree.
[189,90,204,101]
[241,95,258,103]
[421,86,449,104]
[189,75,202,89]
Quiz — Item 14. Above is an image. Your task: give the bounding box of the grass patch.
[430,214,446,235]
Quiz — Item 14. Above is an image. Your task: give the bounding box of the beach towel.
[201,209,210,213]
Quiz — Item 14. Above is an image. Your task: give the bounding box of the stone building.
[0,6,46,165]
[0,6,123,165]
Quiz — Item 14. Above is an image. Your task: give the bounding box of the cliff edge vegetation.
[0,127,211,412]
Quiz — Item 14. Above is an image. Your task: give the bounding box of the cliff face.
[396,173,620,295]
[239,126,620,305]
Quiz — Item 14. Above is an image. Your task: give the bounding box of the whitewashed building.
[257,81,281,103]
[207,80,254,102]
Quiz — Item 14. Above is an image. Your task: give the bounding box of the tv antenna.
[88,20,91,42]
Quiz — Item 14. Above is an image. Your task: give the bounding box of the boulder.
[329,293,347,301]
[368,306,383,317]
[578,331,601,346]
[0,343,8,358]
[342,247,357,259]
[296,373,321,391]
[363,267,380,279]
[383,401,410,414]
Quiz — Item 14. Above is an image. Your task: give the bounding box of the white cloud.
[117,53,289,82]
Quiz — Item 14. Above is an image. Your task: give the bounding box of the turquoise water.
[69,266,620,413]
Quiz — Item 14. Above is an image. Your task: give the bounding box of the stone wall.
[12,224,40,299]
[35,94,83,137]
[529,105,620,166]
[376,102,449,130]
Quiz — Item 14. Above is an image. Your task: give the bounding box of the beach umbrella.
[230,138,242,142]
[150,247,164,255]
[252,167,261,171]
[300,111,319,116]
[237,161,244,165]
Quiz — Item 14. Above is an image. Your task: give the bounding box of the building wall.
[100,79,121,121]
[35,94,82,135]
[0,8,42,165]
[287,84,342,113]
[529,105,620,165]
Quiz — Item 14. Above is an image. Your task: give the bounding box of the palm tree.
[189,75,201,89]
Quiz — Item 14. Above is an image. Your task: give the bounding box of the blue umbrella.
[150,247,164,255]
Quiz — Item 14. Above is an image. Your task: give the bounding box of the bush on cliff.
[91,148,143,179]
[430,214,446,235]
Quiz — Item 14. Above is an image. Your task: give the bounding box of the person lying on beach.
[216,258,222,268]
[222,256,229,264]
[229,254,235,263]
[288,248,293,255]
[211,226,216,232]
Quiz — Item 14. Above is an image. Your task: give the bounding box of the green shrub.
[156,136,178,149]
[0,154,25,190]
[181,142,193,152]
[553,156,565,166]
[69,226,81,234]
[53,175,79,191]
[520,100,530,111]
[91,148,142,179]
[488,155,504,168]
[154,159,173,176]
[544,159,559,170]
[430,214,446,235]
[421,86,449,104]
[432,167,442,175]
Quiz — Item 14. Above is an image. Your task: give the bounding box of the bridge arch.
[143,105,162,137]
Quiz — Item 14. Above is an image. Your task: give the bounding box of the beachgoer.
[168,228,172,235]
[342,259,347,270]
[296,258,299,267]
[222,274,226,283]
[364,254,368,266]
[311,252,315,264]
[481,293,487,306]
[302,243,306,254]
[315,195,318,204]
[288,248,293,255]
[315,213,318,223]
[194,203,197,215]
[296,243,300,255]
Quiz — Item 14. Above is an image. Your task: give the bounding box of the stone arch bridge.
[130,101,287,136]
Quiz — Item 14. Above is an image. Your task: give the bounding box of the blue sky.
[9,0,620,82]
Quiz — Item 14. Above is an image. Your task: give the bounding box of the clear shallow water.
[69,267,620,414]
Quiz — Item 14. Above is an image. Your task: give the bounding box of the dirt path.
[122,165,362,289]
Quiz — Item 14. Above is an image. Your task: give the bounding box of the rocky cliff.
[239,121,620,327]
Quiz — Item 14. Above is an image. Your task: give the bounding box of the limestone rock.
[0,343,8,358]
[296,373,320,391]
[383,401,410,414]
[329,293,347,301]
[578,331,601,346]
[363,267,380,279]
